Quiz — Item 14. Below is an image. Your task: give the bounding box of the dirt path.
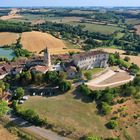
[8,114,71,140]
[0,8,22,20]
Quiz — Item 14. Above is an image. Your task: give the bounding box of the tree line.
[0,20,31,33]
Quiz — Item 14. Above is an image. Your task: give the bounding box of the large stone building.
[72,50,109,70]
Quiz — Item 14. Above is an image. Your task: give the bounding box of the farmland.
[21,31,82,55]
[69,22,123,34]
[126,18,140,25]
[0,32,19,46]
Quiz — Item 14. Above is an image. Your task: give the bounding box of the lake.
[0,48,15,60]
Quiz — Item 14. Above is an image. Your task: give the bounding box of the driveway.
[8,114,71,140]
[86,69,134,88]
[86,69,116,85]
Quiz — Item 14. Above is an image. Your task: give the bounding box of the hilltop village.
[0,7,140,140]
[0,48,109,80]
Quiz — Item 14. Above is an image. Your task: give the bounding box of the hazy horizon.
[1,0,140,7]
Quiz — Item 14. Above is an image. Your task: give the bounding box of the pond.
[0,48,15,60]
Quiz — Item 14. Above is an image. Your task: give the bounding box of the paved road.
[8,114,71,140]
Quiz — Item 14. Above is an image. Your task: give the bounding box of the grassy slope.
[21,89,111,138]
[69,22,123,34]
[126,18,140,25]
[0,124,18,140]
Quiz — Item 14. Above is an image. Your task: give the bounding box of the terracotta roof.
[72,50,107,60]
[30,65,48,73]
[51,54,71,61]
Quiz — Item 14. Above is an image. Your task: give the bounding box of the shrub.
[79,84,91,96]
[106,120,118,129]
[59,80,71,92]
[84,71,92,81]
[85,135,101,140]
[100,102,112,115]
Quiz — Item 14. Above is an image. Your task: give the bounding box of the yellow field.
[21,31,82,55]
[96,48,140,67]
[0,32,19,46]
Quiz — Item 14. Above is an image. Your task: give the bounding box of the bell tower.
[44,47,51,70]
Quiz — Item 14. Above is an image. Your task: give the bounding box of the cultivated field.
[126,18,140,25]
[69,22,123,34]
[21,31,82,55]
[0,32,19,46]
[21,31,66,54]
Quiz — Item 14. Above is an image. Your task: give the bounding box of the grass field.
[21,89,111,139]
[63,40,81,49]
[83,68,105,76]
[126,18,140,25]
[0,32,19,46]
[0,124,18,140]
[69,22,123,34]
[115,32,125,39]
[21,88,140,139]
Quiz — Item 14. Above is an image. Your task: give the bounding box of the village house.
[66,66,78,79]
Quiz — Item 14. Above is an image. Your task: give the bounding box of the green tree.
[125,86,136,96]
[32,72,43,84]
[84,71,92,81]
[79,84,91,96]
[45,71,58,85]
[0,80,5,91]
[100,102,112,115]
[108,54,116,66]
[85,135,101,140]
[106,120,118,129]
[59,80,71,92]
[0,100,9,117]
[15,87,25,100]
[124,56,130,62]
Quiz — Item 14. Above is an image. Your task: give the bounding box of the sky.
[0,0,140,7]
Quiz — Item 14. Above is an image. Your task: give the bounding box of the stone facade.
[72,51,109,70]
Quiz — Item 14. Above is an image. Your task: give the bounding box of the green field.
[21,89,111,138]
[126,18,140,25]
[63,40,81,49]
[69,22,123,34]
[83,68,105,76]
